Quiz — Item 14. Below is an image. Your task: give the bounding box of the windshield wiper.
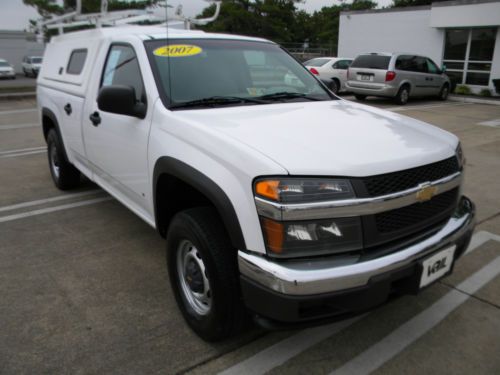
[256,92,322,101]
[169,96,268,109]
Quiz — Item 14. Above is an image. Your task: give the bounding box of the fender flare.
[42,107,70,161]
[153,156,246,250]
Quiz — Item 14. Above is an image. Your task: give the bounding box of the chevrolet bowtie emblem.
[416,183,437,202]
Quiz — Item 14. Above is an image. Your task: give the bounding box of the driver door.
[83,43,152,213]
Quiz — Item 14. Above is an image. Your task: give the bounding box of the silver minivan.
[346,53,450,105]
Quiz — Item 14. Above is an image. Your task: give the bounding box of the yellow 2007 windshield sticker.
[153,45,202,58]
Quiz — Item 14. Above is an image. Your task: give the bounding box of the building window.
[443,28,497,87]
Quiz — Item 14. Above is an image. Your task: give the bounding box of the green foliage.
[479,88,492,97]
[197,0,376,53]
[23,0,64,17]
[64,0,158,13]
[454,85,472,95]
[391,0,448,7]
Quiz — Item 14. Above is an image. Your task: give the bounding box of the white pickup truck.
[37,26,475,341]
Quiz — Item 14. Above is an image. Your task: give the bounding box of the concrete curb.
[448,95,500,106]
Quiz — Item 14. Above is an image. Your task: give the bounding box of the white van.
[22,56,43,77]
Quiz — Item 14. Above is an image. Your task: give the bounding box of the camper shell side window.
[67,49,88,75]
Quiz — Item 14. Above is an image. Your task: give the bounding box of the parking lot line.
[218,316,363,375]
[0,149,46,158]
[477,119,500,127]
[0,197,112,223]
[465,231,500,255]
[215,231,499,375]
[330,254,500,375]
[0,146,46,159]
[0,108,37,115]
[0,190,102,213]
[0,123,39,130]
[0,146,46,155]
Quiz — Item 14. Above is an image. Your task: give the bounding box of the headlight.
[456,142,465,169]
[254,178,355,203]
[254,178,361,258]
[260,217,362,258]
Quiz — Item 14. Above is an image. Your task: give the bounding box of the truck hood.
[175,100,458,176]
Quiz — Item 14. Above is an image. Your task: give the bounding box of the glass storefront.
[443,27,497,87]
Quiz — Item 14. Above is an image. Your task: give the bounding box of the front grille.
[360,157,460,197]
[374,188,459,233]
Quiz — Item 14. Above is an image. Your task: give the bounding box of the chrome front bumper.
[238,196,475,296]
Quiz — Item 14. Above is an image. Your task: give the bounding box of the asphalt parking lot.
[1,96,500,374]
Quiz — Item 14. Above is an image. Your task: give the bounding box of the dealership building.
[338,0,500,95]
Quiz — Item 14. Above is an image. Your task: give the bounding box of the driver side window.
[426,58,439,74]
[101,44,145,103]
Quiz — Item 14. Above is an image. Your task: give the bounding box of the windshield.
[145,39,333,109]
[0,62,10,67]
[304,58,331,67]
[31,57,42,64]
[350,55,390,70]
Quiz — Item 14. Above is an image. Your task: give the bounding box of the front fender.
[153,156,246,250]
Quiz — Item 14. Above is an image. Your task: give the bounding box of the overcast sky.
[0,0,392,31]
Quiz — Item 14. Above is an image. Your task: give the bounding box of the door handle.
[64,103,72,115]
[89,111,101,126]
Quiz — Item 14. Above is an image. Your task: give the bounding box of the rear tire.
[47,129,80,190]
[354,94,367,100]
[329,79,340,94]
[438,84,449,101]
[395,85,410,105]
[167,207,246,341]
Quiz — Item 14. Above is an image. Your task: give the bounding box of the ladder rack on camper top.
[33,0,221,40]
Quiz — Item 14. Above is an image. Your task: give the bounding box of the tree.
[391,0,448,7]
[23,0,64,17]
[197,0,304,44]
[196,0,376,55]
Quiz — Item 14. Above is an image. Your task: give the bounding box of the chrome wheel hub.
[50,144,60,179]
[401,90,409,103]
[177,240,212,316]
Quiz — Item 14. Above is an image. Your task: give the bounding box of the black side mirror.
[97,85,147,119]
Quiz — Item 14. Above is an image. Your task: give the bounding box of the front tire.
[439,84,449,101]
[395,85,410,105]
[167,207,246,341]
[47,129,80,190]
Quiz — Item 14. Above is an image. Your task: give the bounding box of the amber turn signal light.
[261,218,284,254]
[255,180,280,201]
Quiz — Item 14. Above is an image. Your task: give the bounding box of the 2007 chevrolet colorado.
[37,26,475,341]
